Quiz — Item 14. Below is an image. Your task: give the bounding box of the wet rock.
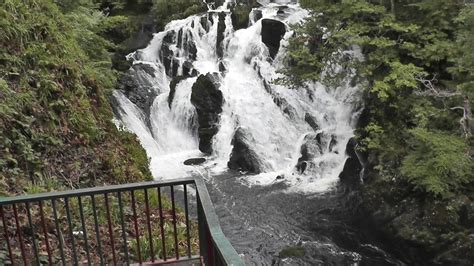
[339,138,363,183]
[261,19,286,59]
[182,61,196,77]
[160,30,197,77]
[116,63,158,115]
[191,73,224,154]
[304,113,319,131]
[329,135,337,152]
[200,16,210,32]
[168,76,188,108]
[253,9,263,21]
[218,61,227,72]
[184,158,206,165]
[295,133,323,174]
[296,161,308,174]
[277,6,288,15]
[216,12,227,58]
[263,81,297,117]
[160,31,175,76]
[228,127,262,173]
[177,28,197,61]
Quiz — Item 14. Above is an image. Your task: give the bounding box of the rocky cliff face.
[116,63,158,117]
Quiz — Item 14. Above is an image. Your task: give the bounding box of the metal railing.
[0,177,243,266]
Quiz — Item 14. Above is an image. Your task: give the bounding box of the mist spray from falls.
[113,0,362,193]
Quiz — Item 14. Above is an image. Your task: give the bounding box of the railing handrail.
[0,177,195,205]
[194,177,244,266]
[0,176,244,265]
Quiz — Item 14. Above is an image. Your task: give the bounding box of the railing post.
[196,191,209,265]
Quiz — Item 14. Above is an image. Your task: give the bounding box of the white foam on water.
[113,1,362,194]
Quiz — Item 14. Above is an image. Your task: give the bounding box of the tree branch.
[415,75,471,138]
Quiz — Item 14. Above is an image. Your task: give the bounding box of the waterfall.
[113,0,362,193]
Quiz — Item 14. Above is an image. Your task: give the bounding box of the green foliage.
[0,0,151,195]
[286,0,474,199]
[286,2,474,260]
[450,4,474,95]
[401,128,473,197]
[371,61,424,100]
[232,4,252,30]
[152,0,207,30]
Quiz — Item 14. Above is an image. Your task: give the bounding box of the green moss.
[279,246,306,258]
[232,5,251,30]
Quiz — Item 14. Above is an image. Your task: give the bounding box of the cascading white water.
[113,0,362,193]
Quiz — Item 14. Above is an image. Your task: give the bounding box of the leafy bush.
[401,128,473,198]
[153,0,207,30]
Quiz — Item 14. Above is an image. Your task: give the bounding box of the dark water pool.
[202,173,403,265]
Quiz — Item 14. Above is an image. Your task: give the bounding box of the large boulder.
[228,127,262,173]
[116,63,158,116]
[191,74,224,154]
[261,18,286,59]
[339,138,363,183]
[295,132,323,174]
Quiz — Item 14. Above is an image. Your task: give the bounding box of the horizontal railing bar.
[194,177,244,266]
[135,255,202,265]
[0,177,195,205]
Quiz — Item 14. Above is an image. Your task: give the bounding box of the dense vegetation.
[0,0,206,193]
[0,0,204,264]
[0,0,154,196]
[286,0,473,263]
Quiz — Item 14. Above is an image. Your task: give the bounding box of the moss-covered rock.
[279,245,306,258]
[231,4,252,30]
